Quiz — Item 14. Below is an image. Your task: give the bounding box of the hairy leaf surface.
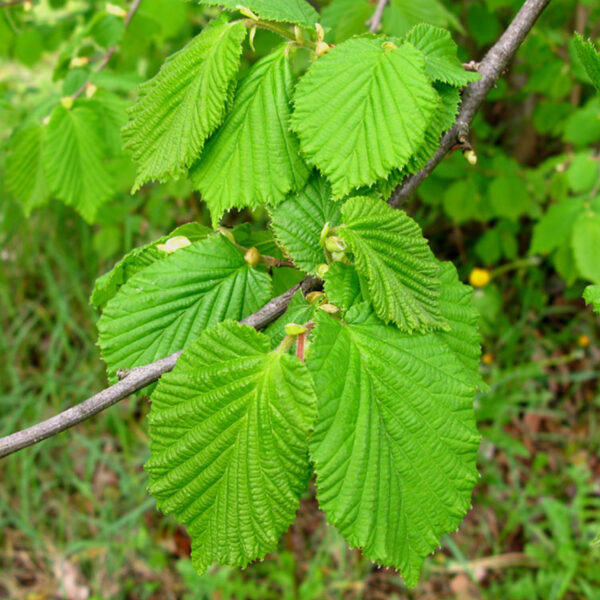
[308,304,480,586]
[123,19,246,190]
[5,124,49,215]
[91,223,211,309]
[44,103,114,222]
[406,24,480,86]
[270,176,341,274]
[338,196,445,331]
[98,235,272,378]
[192,46,309,226]
[292,38,438,197]
[146,321,316,573]
[198,0,319,27]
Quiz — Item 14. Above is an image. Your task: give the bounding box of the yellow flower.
[482,353,494,365]
[578,334,590,348]
[469,268,491,288]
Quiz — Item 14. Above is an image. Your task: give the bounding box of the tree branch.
[388,0,551,207]
[0,0,552,459]
[0,276,321,459]
[72,0,143,99]
[367,0,388,33]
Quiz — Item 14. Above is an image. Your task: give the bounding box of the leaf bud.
[306,291,324,305]
[381,41,397,52]
[315,23,325,43]
[60,96,74,110]
[316,263,329,278]
[324,236,346,253]
[319,303,340,314]
[463,149,478,166]
[236,4,259,20]
[217,226,236,244]
[244,247,261,267]
[319,222,331,247]
[85,82,98,98]
[106,2,127,18]
[156,236,192,254]
[284,323,308,336]
[315,41,331,58]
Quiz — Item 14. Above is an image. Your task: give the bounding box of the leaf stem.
[240,18,317,50]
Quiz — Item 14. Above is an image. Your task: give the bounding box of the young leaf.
[308,303,480,586]
[191,46,310,226]
[292,38,438,197]
[572,212,600,284]
[44,103,114,222]
[584,285,600,314]
[98,234,273,379]
[198,0,319,28]
[270,176,342,275]
[123,19,247,191]
[323,263,366,311]
[337,196,445,331]
[145,320,317,573]
[5,124,49,215]
[263,290,317,347]
[91,223,211,309]
[573,33,600,93]
[405,24,480,86]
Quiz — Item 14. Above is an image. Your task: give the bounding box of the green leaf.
[405,24,480,86]
[5,124,50,216]
[308,303,480,586]
[98,234,273,379]
[436,262,483,388]
[323,263,366,311]
[264,290,317,347]
[574,33,600,93]
[270,176,341,275]
[584,285,600,314]
[198,0,319,27]
[91,223,212,309]
[320,0,373,43]
[337,196,445,331]
[145,320,316,573]
[572,212,600,284]
[405,82,460,175]
[191,46,310,226]
[383,0,463,37]
[44,102,114,223]
[292,38,438,197]
[123,19,246,191]
[530,198,583,255]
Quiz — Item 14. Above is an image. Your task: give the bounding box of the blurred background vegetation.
[1,0,600,598]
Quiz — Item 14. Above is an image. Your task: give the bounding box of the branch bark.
[0,276,321,459]
[389,0,551,207]
[367,0,388,33]
[0,0,552,459]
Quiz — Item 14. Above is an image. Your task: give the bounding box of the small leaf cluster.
[121,2,479,226]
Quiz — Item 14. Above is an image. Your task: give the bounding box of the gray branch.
[368,0,389,33]
[0,276,321,459]
[0,0,552,459]
[389,0,551,207]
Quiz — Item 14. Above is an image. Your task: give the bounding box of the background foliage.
[1,0,600,598]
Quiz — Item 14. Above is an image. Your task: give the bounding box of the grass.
[0,199,599,599]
